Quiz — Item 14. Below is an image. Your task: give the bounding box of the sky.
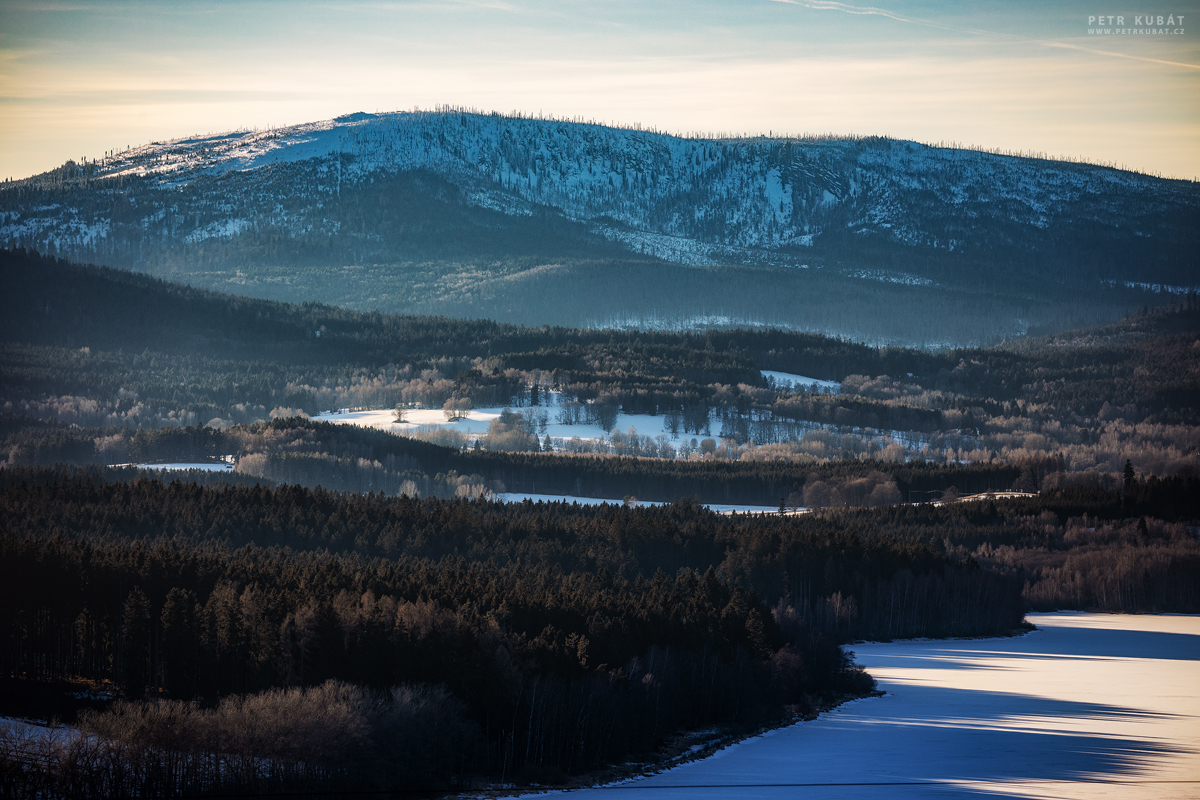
[1,0,1197,180]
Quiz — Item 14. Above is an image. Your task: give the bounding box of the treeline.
[8,410,1197,514]
[0,468,1022,641]
[1,415,1025,505]
[1,414,232,466]
[5,246,1131,415]
[456,447,1019,506]
[8,247,1195,407]
[2,471,1192,792]
[800,485,1200,612]
[0,471,1023,700]
[6,246,1191,400]
[1,681,477,798]
[1018,540,1200,612]
[2,528,859,792]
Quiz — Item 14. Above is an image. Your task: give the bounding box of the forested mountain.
[2,109,1195,345]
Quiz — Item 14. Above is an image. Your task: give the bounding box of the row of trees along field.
[7,410,1199,513]
[2,414,1028,505]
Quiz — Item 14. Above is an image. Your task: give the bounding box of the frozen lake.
[132,461,233,472]
[494,492,785,515]
[535,613,1200,799]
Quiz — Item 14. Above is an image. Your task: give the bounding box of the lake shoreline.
[511,613,1200,799]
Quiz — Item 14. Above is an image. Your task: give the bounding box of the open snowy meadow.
[312,371,839,445]
[529,613,1199,799]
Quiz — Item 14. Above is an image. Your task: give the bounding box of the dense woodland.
[806,484,1200,613]
[1,248,1198,797]
[2,468,995,795]
[1,467,1193,793]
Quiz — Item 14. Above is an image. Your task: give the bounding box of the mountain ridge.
[2,109,1196,346]
[8,109,1196,270]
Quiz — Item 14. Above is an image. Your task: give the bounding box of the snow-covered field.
[311,402,936,457]
[313,380,836,447]
[760,370,841,393]
[313,407,501,436]
[313,402,680,443]
[533,613,1200,799]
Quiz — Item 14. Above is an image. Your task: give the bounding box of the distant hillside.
[2,109,1197,345]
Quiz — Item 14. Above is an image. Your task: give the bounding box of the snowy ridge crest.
[2,109,1197,280]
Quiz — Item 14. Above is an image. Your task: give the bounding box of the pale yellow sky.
[1,1,1197,179]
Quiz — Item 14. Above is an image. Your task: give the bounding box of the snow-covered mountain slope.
[4,109,1196,278]
[2,109,1197,349]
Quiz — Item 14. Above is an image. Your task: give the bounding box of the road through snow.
[527,613,1199,799]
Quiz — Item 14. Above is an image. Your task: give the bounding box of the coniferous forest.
[1,247,1198,797]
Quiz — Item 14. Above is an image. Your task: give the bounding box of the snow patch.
[184,218,251,243]
[494,493,787,515]
[1123,281,1198,295]
[761,370,841,393]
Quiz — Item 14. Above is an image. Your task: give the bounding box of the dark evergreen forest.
[2,469,985,795]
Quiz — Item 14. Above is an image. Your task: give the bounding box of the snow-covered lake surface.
[761,370,841,393]
[532,613,1200,799]
[133,461,233,472]
[494,493,784,515]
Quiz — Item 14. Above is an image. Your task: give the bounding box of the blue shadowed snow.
[527,613,1200,799]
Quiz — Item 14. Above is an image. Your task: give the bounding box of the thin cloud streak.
[322,0,519,12]
[1039,41,1200,71]
[770,0,912,23]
